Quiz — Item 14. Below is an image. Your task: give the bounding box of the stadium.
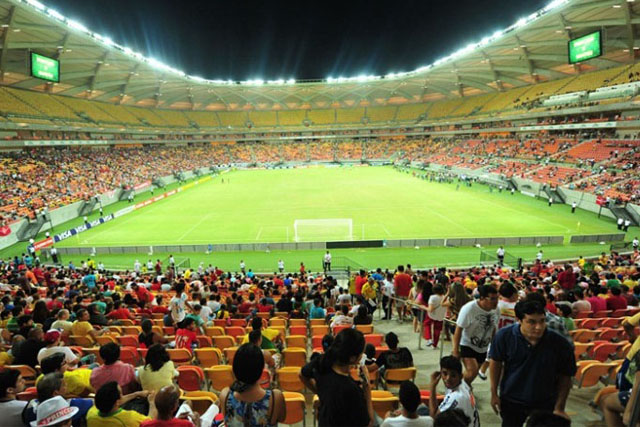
[0,0,640,425]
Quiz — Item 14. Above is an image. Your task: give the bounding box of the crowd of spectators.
[0,243,638,425]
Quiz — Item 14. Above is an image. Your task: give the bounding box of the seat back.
[289,326,307,336]
[364,334,384,346]
[230,319,247,327]
[224,346,239,365]
[311,325,329,337]
[277,367,304,392]
[286,335,307,349]
[289,319,306,327]
[213,335,236,351]
[205,365,235,392]
[117,335,139,347]
[196,335,213,348]
[385,367,417,383]
[283,347,307,367]
[183,391,219,415]
[371,390,399,418]
[177,365,205,391]
[282,391,306,425]
[194,348,222,367]
[225,327,246,338]
[269,318,287,328]
[70,335,94,347]
[95,335,117,346]
[119,346,140,366]
[355,325,374,334]
[167,348,193,366]
[205,326,225,337]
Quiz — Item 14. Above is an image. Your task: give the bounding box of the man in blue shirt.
[489,298,576,427]
[82,272,96,289]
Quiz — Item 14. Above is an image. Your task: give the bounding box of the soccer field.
[58,165,616,248]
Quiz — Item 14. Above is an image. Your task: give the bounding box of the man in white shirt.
[496,246,505,266]
[146,259,153,272]
[240,260,246,274]
[330,305,353,330]
[428,356,479,427]
[323,251,332,272]
[382,381,433,427]
[37,330,80,367]
[50,309,73,336]
[633,237,639,251]
[134,260,141,274]
[278,259,285,273]
[382,273,395,320]
[452,285,499,385]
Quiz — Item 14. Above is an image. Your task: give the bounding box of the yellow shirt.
[36,369,92,396]
[184,269,192,279]
[362,283,376,300]
[137,361,176,392]
[86,406,149,427]
[240,328,280,345]
[578,258,585,269]
[71,321,95,344]
[0,351,13,367]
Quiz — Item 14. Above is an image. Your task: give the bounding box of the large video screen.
[30,52,60,83]
[568,30,602,64]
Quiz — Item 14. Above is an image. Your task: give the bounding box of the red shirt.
[587,296,607,312]
[135,287,153,303]
[355,276,367,296]
[606,295,627,311]
[141,420,194,427]
[152,305,169,314]
[258,304,273,313]
[175,328,197,351]
[394,273,413,297]
[238,302,254,314]
[46,299,63,311]
[107,308,134,320]
[557,270,576,290]
[545,303,558,315]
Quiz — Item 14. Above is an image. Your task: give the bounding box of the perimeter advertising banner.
[32,175,212,251]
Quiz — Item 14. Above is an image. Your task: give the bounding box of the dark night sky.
[42,0,550,81]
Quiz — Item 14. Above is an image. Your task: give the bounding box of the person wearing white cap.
[31,395,78,427]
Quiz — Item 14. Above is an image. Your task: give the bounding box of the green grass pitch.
[2,166,631,271]
[59,166,617,247]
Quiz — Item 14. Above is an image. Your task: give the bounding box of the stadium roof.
[0,0,638,110]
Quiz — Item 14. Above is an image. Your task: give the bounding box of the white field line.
[176,213,214,242]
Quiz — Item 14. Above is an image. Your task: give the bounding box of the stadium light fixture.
[25,0,45,11]
[19,0,572,87]
[46,9,64,21]
[67,19,88,32]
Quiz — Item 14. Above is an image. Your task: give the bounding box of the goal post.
[293,218,353,242]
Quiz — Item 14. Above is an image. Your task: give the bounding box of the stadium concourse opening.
[3,0,640,425]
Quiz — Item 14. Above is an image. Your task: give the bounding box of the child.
[557,304,575,332]
[428,356,479,427]
[175,317,198,352]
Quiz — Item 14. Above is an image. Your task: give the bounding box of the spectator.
[240,317,283,350]
[373,332,414,373]
[570,289,591,314]
[31,395,78,427]
[87,381,156,427]
[219,343,285,426]
[433,409,471,427]
[606,287,628,311]
[90,343,137,395]
[489,299,576,427]
[139,318,168,348]
[452,285,499,385]
[423,284,447,349]
[71,309,102,345]
[39,352,93,397]
[309,298,326,320]
[381,380,434,427]
[428,356,479,427]
[353,304,373,326]
[330,305,354,330]
[140,385,220,427]
[138,344,177,392]
[14,326,46,368]
[0,368,27,426]
[300,328,373,427]
[394,265,413,322]
[174,317,198,352]
[38,329,80,367]
[23,372,93,427]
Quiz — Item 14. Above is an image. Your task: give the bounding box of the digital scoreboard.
[30,52,60,82]
[568,30,602,64]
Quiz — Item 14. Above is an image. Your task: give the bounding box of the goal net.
[293,219,353,242]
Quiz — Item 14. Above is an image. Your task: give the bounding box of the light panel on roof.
[19,0,570,86]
